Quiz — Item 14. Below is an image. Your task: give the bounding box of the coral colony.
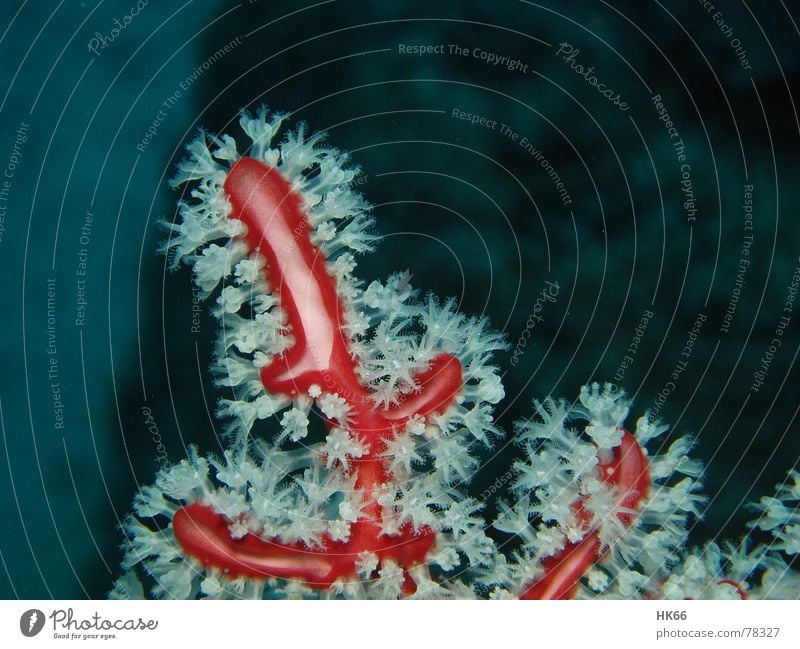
[112,108,799,599]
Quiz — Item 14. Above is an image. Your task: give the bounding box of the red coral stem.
[172,158,465,590]
[173,503,435,589]
[224,157,362,400]
[520,429,650,599]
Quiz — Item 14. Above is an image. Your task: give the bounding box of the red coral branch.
[520,429,650,599]
[173,157,462,591]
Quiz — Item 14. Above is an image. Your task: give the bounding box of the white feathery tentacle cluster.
[492,384,705,598]
[113,108,508,599]
[112,109,799,600]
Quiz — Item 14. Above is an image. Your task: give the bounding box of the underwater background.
[0,0,798,598]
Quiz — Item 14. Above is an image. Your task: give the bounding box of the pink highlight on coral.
[223,157,358,398]
[173,157,462,591]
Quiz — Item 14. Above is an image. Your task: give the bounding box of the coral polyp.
[111,109,799,600]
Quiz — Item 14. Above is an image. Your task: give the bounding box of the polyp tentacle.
[519,428,649,599]
[224,157,360,399]
[170,153,466,590]
[112,110,800,601]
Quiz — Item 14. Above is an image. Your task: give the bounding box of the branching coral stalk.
[111,108,800,600]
